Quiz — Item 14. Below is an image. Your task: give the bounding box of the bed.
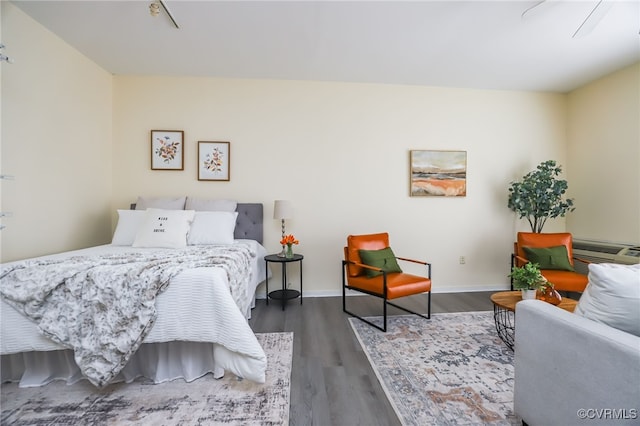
[1,199,268,388]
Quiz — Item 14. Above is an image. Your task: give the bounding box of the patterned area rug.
[349,312,518,426]
[1,332,292,426]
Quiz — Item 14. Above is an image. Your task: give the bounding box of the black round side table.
[264,253,303,311]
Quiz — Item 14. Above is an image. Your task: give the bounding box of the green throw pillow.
[358,247,403,278]
[523,245,575,271]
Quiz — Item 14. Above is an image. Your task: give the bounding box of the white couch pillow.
[575,263,640,337]
[111,210,147,246]
[135,196,186,210]
[187,211,238,245]
[132,209,195,249]
[185,197,237,212]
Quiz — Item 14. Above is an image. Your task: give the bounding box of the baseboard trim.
[256,285,509,299]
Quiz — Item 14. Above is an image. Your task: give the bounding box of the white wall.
[113,76,568,294]
[1,3,113,262]
[567,63,640,245]
[2,3,581,295]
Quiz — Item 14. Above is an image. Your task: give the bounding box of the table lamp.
[273,200,293,257]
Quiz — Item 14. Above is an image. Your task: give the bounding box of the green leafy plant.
[509,262,546,290]
[507,160,575,233]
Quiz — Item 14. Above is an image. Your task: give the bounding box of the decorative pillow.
[185,197,237,212]
[187,211,238,245]
[111,210,147,246]
[358,247,403,278]
[523,245,574,271]
[134,196,186,210]
[574,263,640,337]
[132,209,195,249]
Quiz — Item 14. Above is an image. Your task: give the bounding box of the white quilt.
[1,241,268,386]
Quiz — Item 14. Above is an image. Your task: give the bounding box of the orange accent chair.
[512,232,590,293]
[342,233,432,332]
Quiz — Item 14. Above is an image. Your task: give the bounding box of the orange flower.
[280,234,299,246]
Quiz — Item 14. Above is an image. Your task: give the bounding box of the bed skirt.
[1,341,230,388]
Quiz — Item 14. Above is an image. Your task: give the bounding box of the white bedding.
[1,240,268,386]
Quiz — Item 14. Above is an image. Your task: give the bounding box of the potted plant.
[507,160,575,233]
[509,262,546,300]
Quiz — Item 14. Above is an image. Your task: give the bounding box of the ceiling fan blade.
[572,0,613,38]
[159,0,180,29]
[521,0,547,19]
[521,0,564,20]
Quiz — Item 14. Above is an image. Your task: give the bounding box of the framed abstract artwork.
[151,130,184,170]
[198,141,230,181]
[410,150,467,197]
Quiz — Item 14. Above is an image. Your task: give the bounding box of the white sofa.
[514,299,640,425]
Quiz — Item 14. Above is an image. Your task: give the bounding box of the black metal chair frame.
[342,259,431,332]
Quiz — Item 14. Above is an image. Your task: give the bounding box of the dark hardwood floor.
[248,292,495,426]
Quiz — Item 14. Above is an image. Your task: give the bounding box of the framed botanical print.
[151,130,184,170]
[410,150,467,196]
[198,141,230,181]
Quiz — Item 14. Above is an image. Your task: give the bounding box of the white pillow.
[111,210,147,246]
[132,209,195,249]
[574,263,640,337]
[187,211,238,245]
[185,197,237,212]
[135,196,186,210]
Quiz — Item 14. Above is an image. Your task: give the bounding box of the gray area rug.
[1,332,292,426]
[349,312,518,426]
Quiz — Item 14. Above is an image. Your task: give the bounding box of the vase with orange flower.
[280,234,299,258]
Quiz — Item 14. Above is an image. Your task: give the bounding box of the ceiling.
[9,0,640,93]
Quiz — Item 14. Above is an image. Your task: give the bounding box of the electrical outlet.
[459,256,466,264]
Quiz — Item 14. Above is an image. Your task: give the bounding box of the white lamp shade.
[273,200,293,220]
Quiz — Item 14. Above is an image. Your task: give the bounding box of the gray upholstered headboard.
[234,203,263,244]
[129,202,264,244]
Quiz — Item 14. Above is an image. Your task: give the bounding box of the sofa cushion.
[523,245,574,271]
[514,299,640,425]
[574,263,640,337]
